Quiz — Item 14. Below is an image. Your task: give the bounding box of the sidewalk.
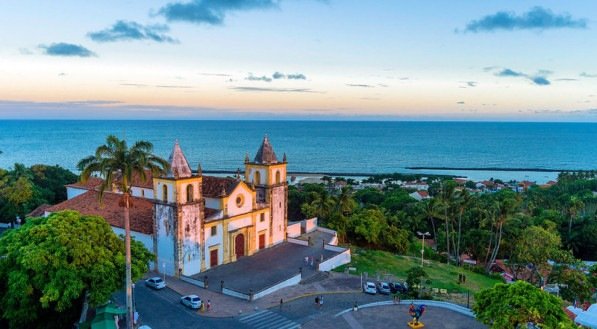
[149,271,362,318]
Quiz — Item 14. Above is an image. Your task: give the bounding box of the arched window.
[275,171,281,184]
[162,185,168,202]
[254,171,261,185]
[186,184,193,203]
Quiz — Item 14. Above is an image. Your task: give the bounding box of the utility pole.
[417,231,431,266]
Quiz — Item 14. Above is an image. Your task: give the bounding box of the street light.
[417,231,431,267]
[162,262,166,284]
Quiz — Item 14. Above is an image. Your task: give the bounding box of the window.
[275,171,281,184]
[260,213,265,222]
[141,189,145,197]
[186,184,193,203]
[162,185,168,202]
[254,171,261,185]
[236,195,244,207]
[211,226,217,236]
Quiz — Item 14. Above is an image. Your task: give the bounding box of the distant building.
[409,190,430,201]
[46,137,289,277]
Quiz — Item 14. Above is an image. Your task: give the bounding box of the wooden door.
[235,234,245,259]
[210,249,218,267]
[259,233,265,250]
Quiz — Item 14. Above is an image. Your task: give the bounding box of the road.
[115,282,249,329]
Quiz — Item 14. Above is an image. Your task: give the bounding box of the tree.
[349,208,386,246]
[473,281,574,329]
[549,264,592,303]
[485,190,520,273]
[0,211,153,329]
[77,135,168,329]
[406,266,429,298]
[510,226,561,284]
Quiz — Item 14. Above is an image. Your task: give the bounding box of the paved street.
[116,273,486,329]
[239,310,301,329]
[115,282,250,329]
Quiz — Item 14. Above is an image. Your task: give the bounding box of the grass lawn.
[336,248,503,293]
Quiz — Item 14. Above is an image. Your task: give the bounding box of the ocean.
[1,120,596,183]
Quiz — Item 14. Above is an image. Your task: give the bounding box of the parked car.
[145,277,166,290]
[389,282,408,294]
[363,281,376,294]
[377,282,391,295]
[180,295,202,309]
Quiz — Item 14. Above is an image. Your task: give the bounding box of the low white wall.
[335,300,475,318]
[287,222,301,238]
[180,276,205,288]
[222,288,250,301]
[329,236,338,246]
[304,217,317,233]
[253,273,301,300]
[287,238,308,246]
[324,244,346,252]
[319,248,351,272]
[316,226,336,235]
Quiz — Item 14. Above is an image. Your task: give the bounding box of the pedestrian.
[315,296,319,306]
[207,300,211,312]
[304,256,308,265]
[353,301,358,312]
[280,298,284,310]
[319,295,323,307]
[310,257,314,267]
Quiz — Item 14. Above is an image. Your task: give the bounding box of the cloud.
[199,72,231,77]
[580,72,597,78]
[88,20,177,43]
[158,0,278,25]
[554,78,577,81]
[246,74,272,82]
[530,76,550,85]
[346,84,375,88]
[463,7,587,32]
[459,81,477,88]
[120,83,193,89]
[490,67,551,86]
[287,73,306,80]
[39,43,96,57]
[272,71,285,79]
[230,86,319,93]
[457,101,465,104]
[496,68,524,77]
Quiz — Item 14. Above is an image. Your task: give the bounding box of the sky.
[1,0,597,121]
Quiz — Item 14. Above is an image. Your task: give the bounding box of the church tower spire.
[167,140,192,178]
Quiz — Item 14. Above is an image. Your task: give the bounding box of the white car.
[145,277,166,290]
[180,295,202,309]
[363,281,376,294]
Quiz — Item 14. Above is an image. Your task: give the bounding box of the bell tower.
[245,136,288,245]
[153,141,203,277]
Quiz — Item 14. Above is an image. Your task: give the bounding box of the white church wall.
[226,186,253,217]
[227,216,252,232]
[180,205,202,276]
[271,185,286,245]
[155,205,176,276]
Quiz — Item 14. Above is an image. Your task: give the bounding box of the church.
[47,136,289,277]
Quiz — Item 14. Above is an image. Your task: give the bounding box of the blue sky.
[1,1,596,120]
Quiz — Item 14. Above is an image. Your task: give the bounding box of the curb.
[281,290,362,304]
[334,299,476,318]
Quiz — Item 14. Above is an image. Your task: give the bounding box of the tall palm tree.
[439,180,456,264]
[77,135,168,329]
[455,189,471,265]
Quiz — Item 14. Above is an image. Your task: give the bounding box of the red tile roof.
[46,190,154,235]
[202,176,240,197]
[418,191,429,198]
[66,177,104,190]
[26,204,51,218]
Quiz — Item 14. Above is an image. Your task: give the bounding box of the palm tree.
[439,180,456,264]
[455,189,471,265]
[567,196,584,239]
[77,135,168,329]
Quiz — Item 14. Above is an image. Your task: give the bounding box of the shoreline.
[406,167,595,173]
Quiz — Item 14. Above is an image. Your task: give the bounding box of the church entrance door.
[259,233,265,249]
[235,234,245,259]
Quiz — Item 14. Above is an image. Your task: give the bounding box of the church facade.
[47,137,288,277]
